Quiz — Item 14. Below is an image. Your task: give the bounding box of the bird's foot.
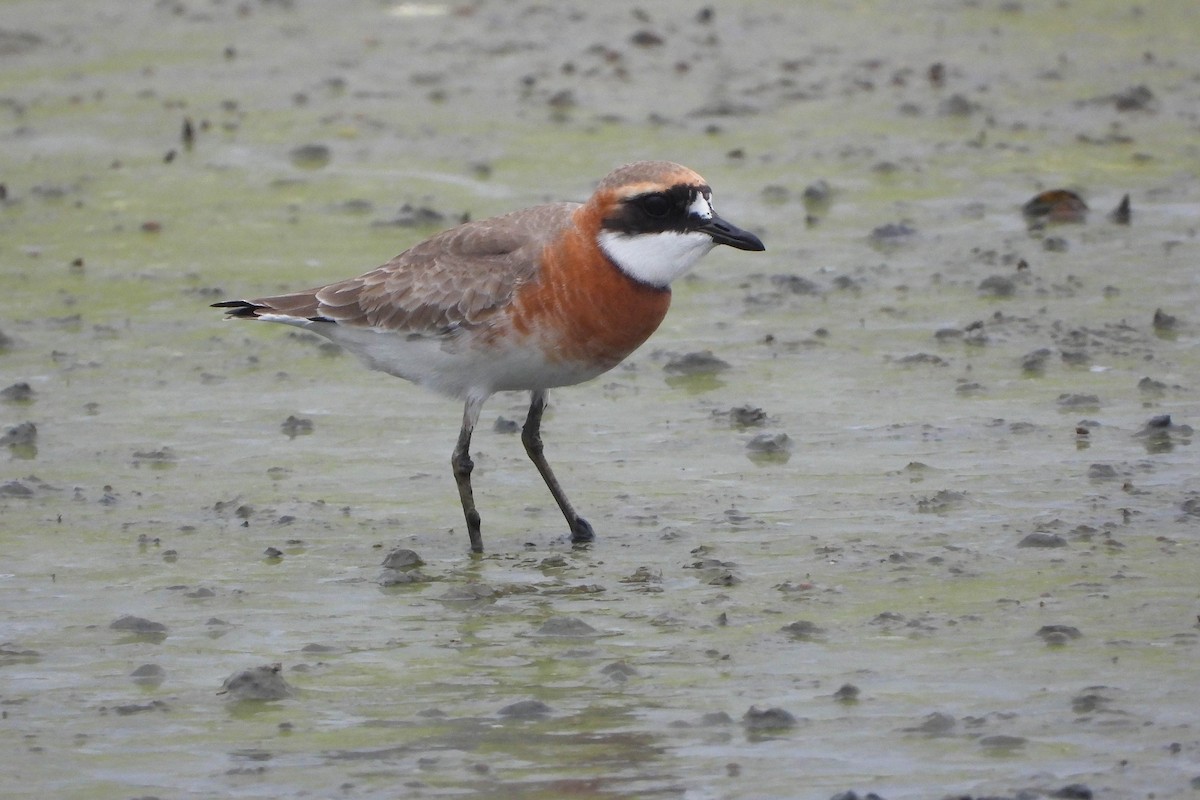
[569,517,595,545]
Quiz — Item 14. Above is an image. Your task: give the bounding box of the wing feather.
[228,202,578,333]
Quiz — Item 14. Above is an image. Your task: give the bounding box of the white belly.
[309,320,609,399]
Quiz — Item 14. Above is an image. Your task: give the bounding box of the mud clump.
[904,711,956,735]
[280,415,313,438]
[663,350,731,375]
[742,705,798,731]
[378,545,430,586]
[1037,625,1083,645]
[1023,189,1088,224]
[110,615,167,635]
[833,684,860,703]
[1017,532,1067,548]
[218,663,293,701]
[746,432,792,462]
[498,699,552,718]
[1,382,34,403]
[1,421,36,447]
[713,404,767,428]
[780,620,824,641]
[289,143,331,169]
[533,616,599,638]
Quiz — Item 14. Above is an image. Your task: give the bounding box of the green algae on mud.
[3,1,1200,799]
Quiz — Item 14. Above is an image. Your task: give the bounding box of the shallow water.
[2,1,1199,798]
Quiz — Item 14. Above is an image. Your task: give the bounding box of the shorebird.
[214,160,765,552]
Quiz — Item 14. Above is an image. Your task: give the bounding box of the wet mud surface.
[2,1,1199,798]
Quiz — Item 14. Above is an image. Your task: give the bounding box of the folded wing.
[217,203,578,335]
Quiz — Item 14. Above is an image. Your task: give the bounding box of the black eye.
[638,194,671,218]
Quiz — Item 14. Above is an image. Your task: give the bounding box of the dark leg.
[452,397,486,553]
[522,390,595,544]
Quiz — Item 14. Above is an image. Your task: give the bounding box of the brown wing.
[228,202,579,333]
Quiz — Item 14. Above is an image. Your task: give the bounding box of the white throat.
[598,192,719,288]
[598,230,715,288]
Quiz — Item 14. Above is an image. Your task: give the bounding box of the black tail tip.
[212,300,262,318]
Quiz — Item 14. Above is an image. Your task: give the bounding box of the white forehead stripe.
[688,193,714,220]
